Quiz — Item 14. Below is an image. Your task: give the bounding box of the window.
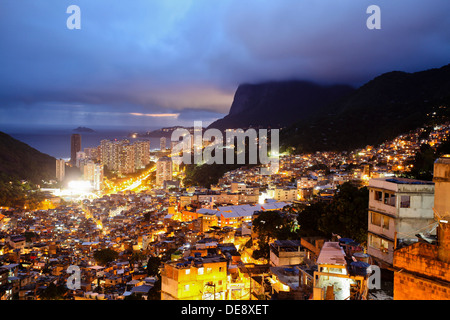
[184,284,190,291]
[384,192,396,206]
[185,269,190,275]
[371,212,389,229]
[198,267,204,275]
[369,234,390,253]
[400,195,410,208]
[381,239,389,253]
[371,212,381,226]
[374,191,383,201]
[207,267,212,273]
[369,234,380,249]
[382,216,389,230]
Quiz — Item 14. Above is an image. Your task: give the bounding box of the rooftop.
[316,242,346,266]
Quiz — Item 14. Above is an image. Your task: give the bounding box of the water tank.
[350,261,370,276]
[353,252,370,263]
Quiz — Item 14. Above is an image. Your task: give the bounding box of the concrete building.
[161,255,228,300]
[231,182,247,193]
[160,137,166,151]
[367,177,435,267]
[312,242,370,300]
[56,159,65,182]
[70,134,81,166]
[76,151,86,168]
[267,186,297,202]
[119,143,136,175]
[83,161,104,191]
[100,139,149,175]
[269,240,306,267]
[134,140,150,169]
[393,156,450,300]
[156,156,173,187]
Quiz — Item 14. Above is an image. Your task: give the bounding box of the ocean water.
[2,126,162,159]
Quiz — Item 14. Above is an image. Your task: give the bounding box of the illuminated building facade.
[134,140,151,169]
[83,160,104,191]
[56,158,65,182]
[161,255,228,300]
[156,156,173,187]
[119,143,136,175]
[312,242,369,300]
[160,137,166,151]
[100,139,150,175]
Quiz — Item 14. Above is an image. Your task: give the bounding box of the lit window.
[381,239,389,253]
[185,269,190,275]
[371,212,381,226]
[198,267,204,275]
[184,284,189,291]
[382,216,389,230]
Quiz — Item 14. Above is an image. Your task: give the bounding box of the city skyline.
[1,1,450,130]
[2,0,450,305]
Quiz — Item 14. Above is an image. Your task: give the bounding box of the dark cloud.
[1,0,449,129]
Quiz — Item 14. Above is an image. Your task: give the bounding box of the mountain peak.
[208,80,355,131]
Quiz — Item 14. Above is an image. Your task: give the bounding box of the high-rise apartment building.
[70,134,81,166]
[56,159,65,182]
[100,139,150,175]
[119,143,136,175]
[76,151,86,168]
[160,137,166,151]
[84,147,100,162]
[83,160,104,191]
[134,140,151,169]
[156,156,173,187]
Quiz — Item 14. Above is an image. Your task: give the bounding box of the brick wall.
[394,242,450,299]
[394,243,450,283]
[394,271,450,300]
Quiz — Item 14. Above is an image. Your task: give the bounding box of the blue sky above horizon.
[1,0,450,131]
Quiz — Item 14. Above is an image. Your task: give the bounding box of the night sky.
[1,0,450,131]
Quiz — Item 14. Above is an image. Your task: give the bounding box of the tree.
[295,201,328,238]
[405,144,436,181]
[93,248,118,266]
[251,210,299,260]
[404,139,450,181]
[318,182,369,244]
[146,256,161,276]
[129,251,146,267]
[39,283,68,300]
